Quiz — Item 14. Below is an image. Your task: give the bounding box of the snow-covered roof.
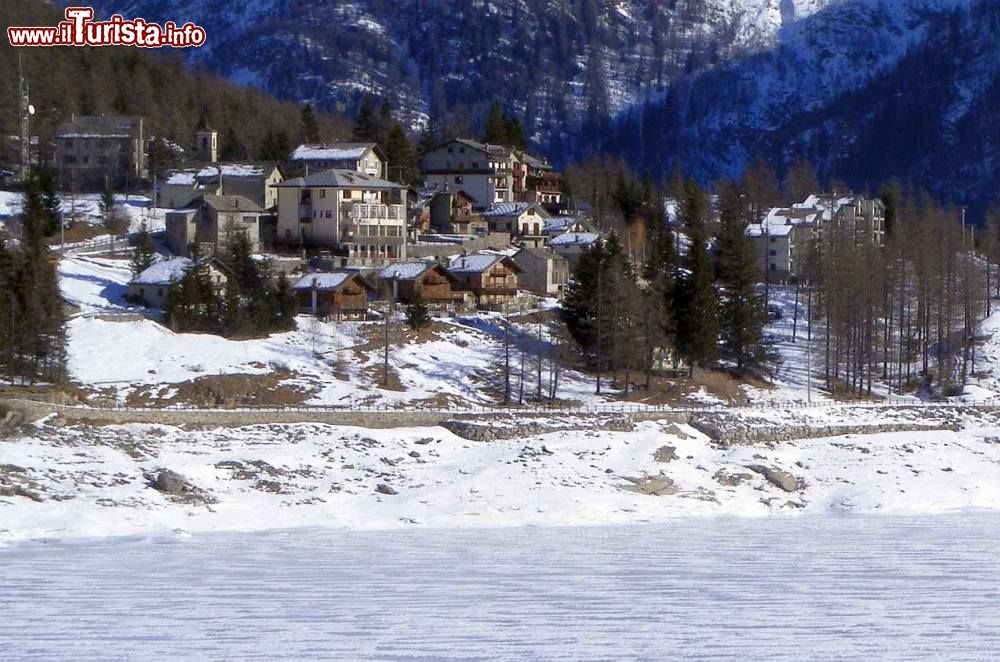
[131,258,193,286]
[55,115,142,139]
[277,169,404,190]
[164,171,197,186]
[482,201,535,217]
[747,223,793,238]
[548,232,600,247]
[292,272,354,291]
[748,206,820,238]
[378,261,435,281]
[290,143,375,162]
[197,164,268,179]
[543,216,590,234]
[447,254,504,274]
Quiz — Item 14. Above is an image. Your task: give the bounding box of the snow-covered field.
[56,254,610,407]
[3,409,999,544]
[0,190,167,234]
[3,515,999,660]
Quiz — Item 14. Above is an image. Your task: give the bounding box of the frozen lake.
[3,516,1000,660]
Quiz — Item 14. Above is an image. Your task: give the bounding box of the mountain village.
[9,113,887,325]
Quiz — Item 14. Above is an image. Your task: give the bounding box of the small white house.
[127,257,229,308]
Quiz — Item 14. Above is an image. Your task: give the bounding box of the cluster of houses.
[84,119,602,318]
[48,113,888,321]
[746,194,886,280]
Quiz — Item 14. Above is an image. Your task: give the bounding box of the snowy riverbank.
[3,410,1000,544]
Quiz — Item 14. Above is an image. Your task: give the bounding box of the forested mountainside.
[0,0,348,168]
[595,0,1000,218]
[90,0,1000,217]
[92,0,839,142]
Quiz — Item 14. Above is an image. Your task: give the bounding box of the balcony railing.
[344,203,404,222]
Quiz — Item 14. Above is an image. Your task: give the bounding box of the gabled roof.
[429,138,512,158]
[202,194,263,213]
[275,169,404,190]
[131,257,192,286]
[378,261,457,283]
[481,201,547,218]
[447,253,523,275]
[517,151,551,170]
[542,215,593,235]
[290,142,383,162]
[292,271,372,292]
[163,164,280,187]
[548,232,600,248]
[514,246,566,262]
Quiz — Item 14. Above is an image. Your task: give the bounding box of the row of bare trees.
[805,190,991,398]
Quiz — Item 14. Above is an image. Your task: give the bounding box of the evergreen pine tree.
[384,124,417,184]
[406,292,432,331]
[716,182,769,371]
[483,102,507,144]
[353,96,378,142]
[38,170,61,237]
[300,103,320,144]
[418,117,439,155]
[674,179,719,375]
[130,221,157,276]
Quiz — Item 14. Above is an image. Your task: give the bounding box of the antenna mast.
[18,53,32,183]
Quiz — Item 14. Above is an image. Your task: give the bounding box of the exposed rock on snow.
[747,465,801,493]
[622,475,678,497]
[713,469,754,487]
[654,445,679,463]
[145,469,214,504]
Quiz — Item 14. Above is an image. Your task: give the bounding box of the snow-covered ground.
[3,516,999,660]
[57,254,610,407]
[0,190,167,233]
[3,409,999,544]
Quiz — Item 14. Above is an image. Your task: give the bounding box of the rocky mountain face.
[93,1,837,135]
[92,0,999,215]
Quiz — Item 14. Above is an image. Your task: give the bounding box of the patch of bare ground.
[604,368,771,406]
[48,222,114,245]
[358,365,406,394]
[125,369,315,408]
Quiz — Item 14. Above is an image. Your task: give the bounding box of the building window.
[454,176,463,185]
[320,189,326,199]
[447,147,453,154]
[472,161,479,168]
[770,264,777,271]
[770,249,777,256]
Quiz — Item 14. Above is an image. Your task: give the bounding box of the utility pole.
[18,53,33,184]
[383,282,393,386]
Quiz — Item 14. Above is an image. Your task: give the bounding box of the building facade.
[275,169,409,266]
[54,115,147,190]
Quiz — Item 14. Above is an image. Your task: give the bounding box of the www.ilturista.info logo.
[7,7,206,48]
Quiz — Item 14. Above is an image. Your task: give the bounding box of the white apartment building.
[275,169,408,265]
